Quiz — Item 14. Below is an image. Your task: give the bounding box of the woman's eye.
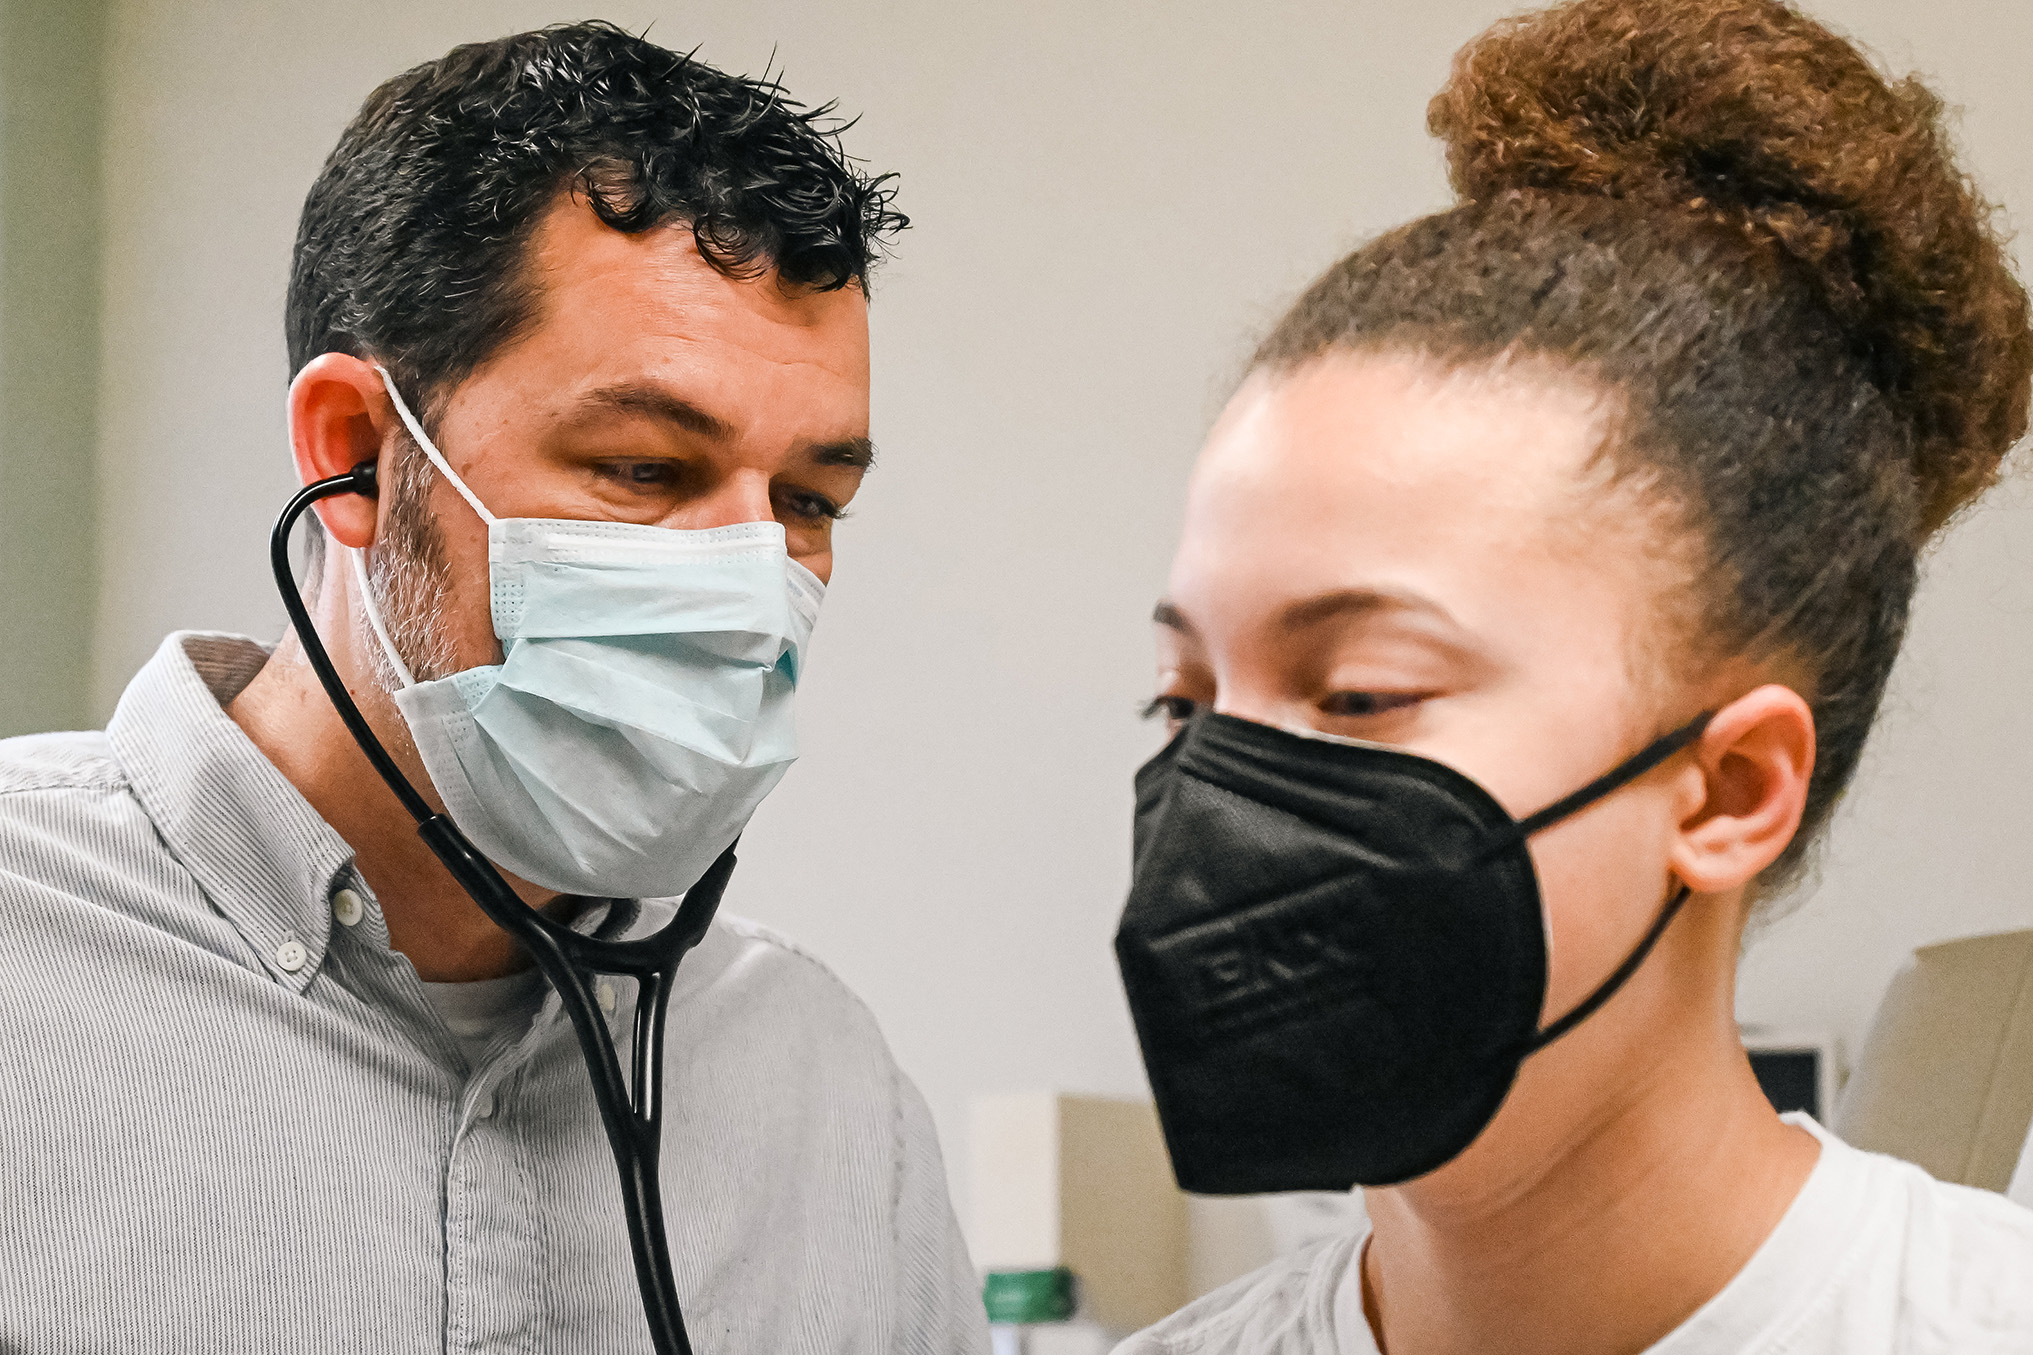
[1141,695,1201,724]
[1320,691,1425,717]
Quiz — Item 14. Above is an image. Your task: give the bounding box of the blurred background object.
[0,0,105,739]
[1834,929,2033,1192]
[969,1092,1366,1344]
[5,0,2033,1303]
[1741,1026,1843,1121]
[971,1093,1187,1340]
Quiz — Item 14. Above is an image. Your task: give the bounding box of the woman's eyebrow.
[1154,591,1458,635]
[1152,600,1196,634]
[1275,587,1455,633]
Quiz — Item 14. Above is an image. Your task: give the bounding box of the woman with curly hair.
[1112,1,2033,1351]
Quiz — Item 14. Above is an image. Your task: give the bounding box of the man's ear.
[288,352,396,548]
[1669,684,1816,894]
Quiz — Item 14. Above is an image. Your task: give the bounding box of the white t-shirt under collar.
[418,966,547,1069]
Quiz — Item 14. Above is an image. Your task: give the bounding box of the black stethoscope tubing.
[272,462,728,1355]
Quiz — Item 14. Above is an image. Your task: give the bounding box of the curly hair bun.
[1429,0,2033,534]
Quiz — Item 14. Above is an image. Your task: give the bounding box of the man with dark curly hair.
[0,24,987,1354]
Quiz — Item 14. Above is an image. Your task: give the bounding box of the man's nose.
[668,467,774,530]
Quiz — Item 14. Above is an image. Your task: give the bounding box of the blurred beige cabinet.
[1835,928,2033,1193]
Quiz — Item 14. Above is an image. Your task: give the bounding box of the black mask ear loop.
[1478,712,1715,1056]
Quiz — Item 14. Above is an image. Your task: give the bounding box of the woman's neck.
[1359,907,1820,1355]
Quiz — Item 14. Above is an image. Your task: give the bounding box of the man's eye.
[1141,695,1200,723]
[783,492,846,523]
[600,461,681,488]
[1320,691,1425,717]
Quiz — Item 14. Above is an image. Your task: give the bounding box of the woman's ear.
[1669,684,1816,894]
[288,352,396,548]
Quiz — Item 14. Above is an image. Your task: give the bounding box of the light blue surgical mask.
[354,366,823,899]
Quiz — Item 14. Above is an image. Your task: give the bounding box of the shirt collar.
[107,631,358,993]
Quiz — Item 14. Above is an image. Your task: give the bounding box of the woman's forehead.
[1170,352,1638,640]
[1200,352,1607,497]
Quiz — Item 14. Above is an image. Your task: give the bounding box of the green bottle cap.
[982,1267,1077,1324]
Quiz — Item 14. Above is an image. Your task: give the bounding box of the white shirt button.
[474,1092,496,1119]
[332,888,365,928]
[274,939,308,973]
[596,980,618,1015]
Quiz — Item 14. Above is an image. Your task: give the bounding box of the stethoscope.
[273,459,722,1355]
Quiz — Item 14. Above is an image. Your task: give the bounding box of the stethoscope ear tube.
[272,466,721,1355]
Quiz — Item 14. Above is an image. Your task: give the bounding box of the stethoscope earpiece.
[347,459,379,498]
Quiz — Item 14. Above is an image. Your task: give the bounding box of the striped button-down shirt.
[0,632,988,1353]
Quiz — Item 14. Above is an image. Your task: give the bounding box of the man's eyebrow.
[573,383,874,471]
[1276,587,1453,633]
[805,437,876,471]
[578,383,733,440]
[1153,600,1194,632]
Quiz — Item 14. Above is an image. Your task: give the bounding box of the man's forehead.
[481,192,871,438]
[527,191,869,333]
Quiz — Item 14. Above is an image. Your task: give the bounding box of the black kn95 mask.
[1115,709,1711,1194]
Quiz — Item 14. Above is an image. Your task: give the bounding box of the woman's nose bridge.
[1209,661,1305,730]
[1203,650,1284,731]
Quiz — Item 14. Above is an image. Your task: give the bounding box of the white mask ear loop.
[373,364,496,526]
[350,546,416,689]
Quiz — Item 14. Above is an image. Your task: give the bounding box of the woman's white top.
[1114,1115,2033,1354]
[2011,1122,2033,1207]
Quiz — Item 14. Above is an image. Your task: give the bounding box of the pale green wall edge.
[0,0,107,737]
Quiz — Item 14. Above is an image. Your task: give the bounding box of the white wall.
[96,0,2033,1245]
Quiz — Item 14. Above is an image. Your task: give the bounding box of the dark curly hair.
[1255,0,2033,887]
[287,20,906,411]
